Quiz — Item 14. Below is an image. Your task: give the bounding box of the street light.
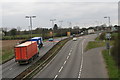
[50,19,56,39]
[25,16,36,39]
[59,20,63,40]
[104,16,111,56]
[104,16,111,27]
[68,22,72,33]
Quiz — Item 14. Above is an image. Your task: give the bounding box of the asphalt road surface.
[34,34,108,78]
[2,37,67,78]
[81,47,108,78]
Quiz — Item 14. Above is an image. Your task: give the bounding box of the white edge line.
[78,39,85,78]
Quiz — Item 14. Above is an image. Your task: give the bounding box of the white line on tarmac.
[69,53,71,55]
[54,75,58,79]
[78,39,85,78]
[9,68,12,70]
[70,50,72,52]
[67,56,69,59]
[59,66,63,72]
[64,61,67,65]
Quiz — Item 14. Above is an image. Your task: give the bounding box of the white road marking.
[78,57,83,78]
[69,53,71,55]
[64,61,67,65]
[54,48,72,78]
[9,68,12,70]
[59,66,63,72]
[78,39,85,78]
[70,50,72,52]
[67,56,69,59]
[54,75,58,79]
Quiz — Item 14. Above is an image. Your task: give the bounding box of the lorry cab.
[28,37,43,49]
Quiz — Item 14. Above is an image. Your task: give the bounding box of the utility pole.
[104,16,111,27]
[25,16,36,39]
[50,19,56,39]
[59,20,63,40]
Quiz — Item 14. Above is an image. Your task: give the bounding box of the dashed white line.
[78,39,85,78]
[70,50,72,52]
[54,75,58,79]
[9,68,12,70]
[69,53,71,55]
[67,56,69,59]
[59,66,63,72]
[78,57,83,78]
[64,61,67,65]
[54,48,72,79]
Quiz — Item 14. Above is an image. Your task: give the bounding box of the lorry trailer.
[14,41,39,64]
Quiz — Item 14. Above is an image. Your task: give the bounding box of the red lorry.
[14,41,39,64]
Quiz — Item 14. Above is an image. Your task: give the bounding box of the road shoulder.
[81,47,108,78]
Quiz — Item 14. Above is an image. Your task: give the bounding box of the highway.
[2,37,67,78]
[34,34,108,78]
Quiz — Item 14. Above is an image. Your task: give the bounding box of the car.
[48,38,54,41]
[73,37,77,41]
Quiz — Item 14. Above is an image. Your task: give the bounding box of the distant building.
[87,29,95,34]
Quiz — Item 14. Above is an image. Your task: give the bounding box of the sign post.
[105,33,111,56]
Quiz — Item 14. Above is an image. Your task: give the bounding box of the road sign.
[67,32,71,37]
[50,31,53,36]
[105,33,111,39]
[106,42,110,49]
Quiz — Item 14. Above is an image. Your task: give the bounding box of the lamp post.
[68,22,72,32]
[50,19,56,39]
[59,20,63,40]
[104,16,111,27]
[104,16,111,56]
[25,16,36,39]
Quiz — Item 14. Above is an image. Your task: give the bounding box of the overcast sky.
[1,0,119,30]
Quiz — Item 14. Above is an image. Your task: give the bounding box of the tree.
[53,24,58,30]
[17,26,21,35]
[2,27,8,36]
[10,28,17,36]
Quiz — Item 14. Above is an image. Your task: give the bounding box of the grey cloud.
[2,2,118,30]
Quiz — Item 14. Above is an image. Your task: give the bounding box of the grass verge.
[2,49,14,63]
[85,41,105,51]
[102,49,120,78]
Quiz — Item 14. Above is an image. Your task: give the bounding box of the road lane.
[2,34,105,78]
[34,40,75,78]
[2,37,66,78]
[58,38,84,78]
[81,47,108,78]
[34,34,108,78]
[34,37,85,78]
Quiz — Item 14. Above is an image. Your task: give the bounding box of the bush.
[99,32,106,40]
[111,33,120,69]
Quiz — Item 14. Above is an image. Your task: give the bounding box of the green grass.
[85,34,115,51]
[2,49,14,64]
[85,41,105,51]
[2,34,42,40]
[102,50,119,78]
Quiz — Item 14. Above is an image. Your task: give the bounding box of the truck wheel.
[37,53,39,57]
